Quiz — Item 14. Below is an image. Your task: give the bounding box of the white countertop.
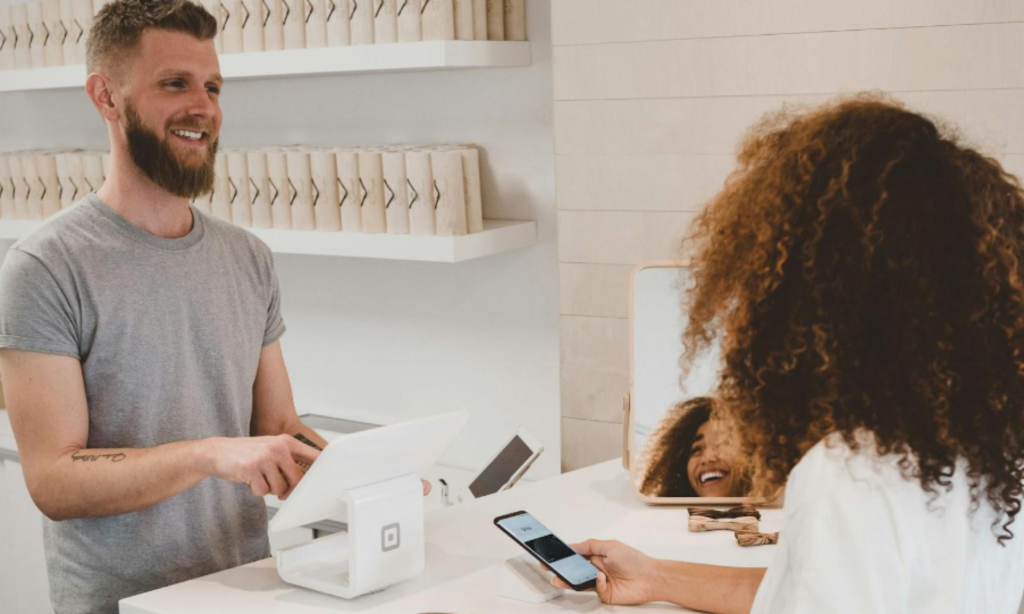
[121,460,783,614]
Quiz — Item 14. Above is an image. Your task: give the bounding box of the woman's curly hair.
[681,94,1024,542]
[639,397,714,497]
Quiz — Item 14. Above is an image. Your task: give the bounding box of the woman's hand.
[551,539,664,605]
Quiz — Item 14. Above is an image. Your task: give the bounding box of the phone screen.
[495,512,599,589]
[469,435,534,497]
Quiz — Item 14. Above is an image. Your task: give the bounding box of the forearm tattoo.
[71,452,127,463]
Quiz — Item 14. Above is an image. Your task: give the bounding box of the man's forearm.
[653,560,766,614]
[33,439,214,521]
[256,414,328,450]
[283,420,329,450]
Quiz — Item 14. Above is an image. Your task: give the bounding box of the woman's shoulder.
[784,431,933,516]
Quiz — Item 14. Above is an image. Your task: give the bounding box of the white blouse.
[751,433,1024,614]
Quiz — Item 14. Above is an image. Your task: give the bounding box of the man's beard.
[124,103,217,199]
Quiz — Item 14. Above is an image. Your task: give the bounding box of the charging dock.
[497,553,565,603]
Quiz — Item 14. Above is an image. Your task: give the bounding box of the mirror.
[627,262,754,504]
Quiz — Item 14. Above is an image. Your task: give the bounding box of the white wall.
[0,0,561,476]
[553,0,1024,469]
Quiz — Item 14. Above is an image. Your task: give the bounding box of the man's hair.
[86,0,217,75]
[681,94,1024,542]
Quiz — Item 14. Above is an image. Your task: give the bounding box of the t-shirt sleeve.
[764,453,909,614]
[262,248,285,347]
[0,248,80,359]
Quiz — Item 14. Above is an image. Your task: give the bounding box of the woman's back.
[752,433,1024,614]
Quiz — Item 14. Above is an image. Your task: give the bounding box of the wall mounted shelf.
[0,218,536,263]
[0,41,533,93]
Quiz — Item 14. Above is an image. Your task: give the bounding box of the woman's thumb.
[596,571,609,599]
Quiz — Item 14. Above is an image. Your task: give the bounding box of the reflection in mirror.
[631,264,751,501]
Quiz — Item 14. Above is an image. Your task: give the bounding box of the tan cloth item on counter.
[688,506,762,521]
[688,515,759,533]
[735,531,779,547]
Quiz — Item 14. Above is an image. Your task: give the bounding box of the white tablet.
[459,425,543,502]
[270,410,469,532]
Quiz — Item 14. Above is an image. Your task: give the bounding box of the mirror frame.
[625,261,760,506]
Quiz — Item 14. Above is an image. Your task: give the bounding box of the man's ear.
[85,73,120,122]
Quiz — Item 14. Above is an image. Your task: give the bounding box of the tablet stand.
[497,553,565,603]
[276,473,425,599]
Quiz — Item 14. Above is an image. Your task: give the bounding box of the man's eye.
[165,80,185,89]
[206,85,221,95]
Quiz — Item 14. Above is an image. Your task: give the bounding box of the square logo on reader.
[381,523,401,552]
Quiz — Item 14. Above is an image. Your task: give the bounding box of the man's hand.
[550,539,663,605]
[204,434,320,499]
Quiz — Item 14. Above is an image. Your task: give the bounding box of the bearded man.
[0,2,331,612]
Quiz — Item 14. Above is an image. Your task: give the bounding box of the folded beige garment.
[735,531,779,547]
[688,515,759,533]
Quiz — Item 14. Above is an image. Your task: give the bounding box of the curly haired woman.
[554,96,1024,613]
[639,397,748,498]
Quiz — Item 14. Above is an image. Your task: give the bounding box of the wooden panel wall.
[553,0,1024,471]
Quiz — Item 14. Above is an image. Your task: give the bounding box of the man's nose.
[185,88,217,119]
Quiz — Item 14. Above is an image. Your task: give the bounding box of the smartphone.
[494,510,599,590]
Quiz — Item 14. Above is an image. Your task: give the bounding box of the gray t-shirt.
[0,194,286,614]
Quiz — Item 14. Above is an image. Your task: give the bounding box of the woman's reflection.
[640,397,747,497]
